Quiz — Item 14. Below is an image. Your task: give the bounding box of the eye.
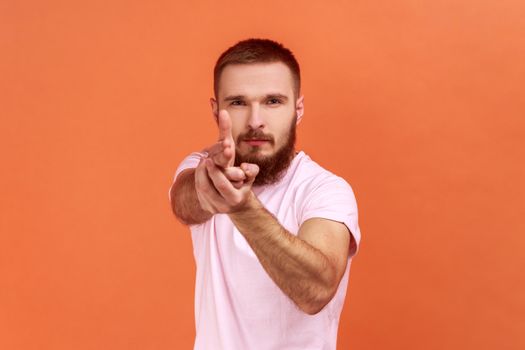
[267,98,281,105]
[230,100,245,106]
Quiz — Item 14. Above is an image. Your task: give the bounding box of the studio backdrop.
[1,0,524,349]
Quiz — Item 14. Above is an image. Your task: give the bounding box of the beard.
[234,115,297,187]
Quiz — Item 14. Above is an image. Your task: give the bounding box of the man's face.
[211,62,304,185]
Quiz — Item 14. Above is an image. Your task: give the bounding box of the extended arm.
[170,168,213,226]
[170,110,246,225]
[229,193,351,315]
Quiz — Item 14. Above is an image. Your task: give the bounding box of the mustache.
[238,130,274,144]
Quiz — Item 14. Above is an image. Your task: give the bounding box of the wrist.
[230,191,262,217]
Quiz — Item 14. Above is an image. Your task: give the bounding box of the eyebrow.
[223,93,289,102]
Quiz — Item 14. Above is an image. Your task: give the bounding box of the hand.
[202,109,245,189]
[195,157,260,214]
[204,141,246,189]
[195,108,260,214]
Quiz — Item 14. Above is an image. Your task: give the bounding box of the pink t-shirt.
[169,150,361,350]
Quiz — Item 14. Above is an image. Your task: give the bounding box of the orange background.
[1,1,524,349]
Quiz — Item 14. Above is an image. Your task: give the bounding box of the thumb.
[241,163,259,183]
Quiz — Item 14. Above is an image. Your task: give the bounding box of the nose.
[248,103,265,130]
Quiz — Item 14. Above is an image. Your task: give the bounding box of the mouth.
[243,139,270,146]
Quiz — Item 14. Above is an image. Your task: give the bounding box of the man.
[169,38,361,350]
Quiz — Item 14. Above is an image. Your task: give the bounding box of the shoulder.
[291,151,354,194]
[288,151,358,222]
[292,152,361,257]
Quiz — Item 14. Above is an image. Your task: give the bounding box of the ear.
[295,94,304,125]
[210,97,219,125]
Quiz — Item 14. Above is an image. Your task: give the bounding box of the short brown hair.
[213,38,301,100]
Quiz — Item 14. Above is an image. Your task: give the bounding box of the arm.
[170,146,247,225]
[229,193,351,315]
[170,110,246,225]
[170,168,213,226]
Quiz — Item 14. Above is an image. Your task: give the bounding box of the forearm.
[229,192,337,314]
[170,168,213,226]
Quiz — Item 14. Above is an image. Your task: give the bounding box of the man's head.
[210,38,304,186]
[213,38,301,101]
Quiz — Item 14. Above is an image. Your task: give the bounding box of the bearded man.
[169,38,362,350]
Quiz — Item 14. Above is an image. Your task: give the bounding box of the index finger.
[218,109,233,142]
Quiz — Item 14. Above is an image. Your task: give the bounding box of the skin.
[211,62,303,164]
[171,62,352,315]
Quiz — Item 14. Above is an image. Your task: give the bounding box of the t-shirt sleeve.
[298,175,361,258]
[167,151,206,202]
